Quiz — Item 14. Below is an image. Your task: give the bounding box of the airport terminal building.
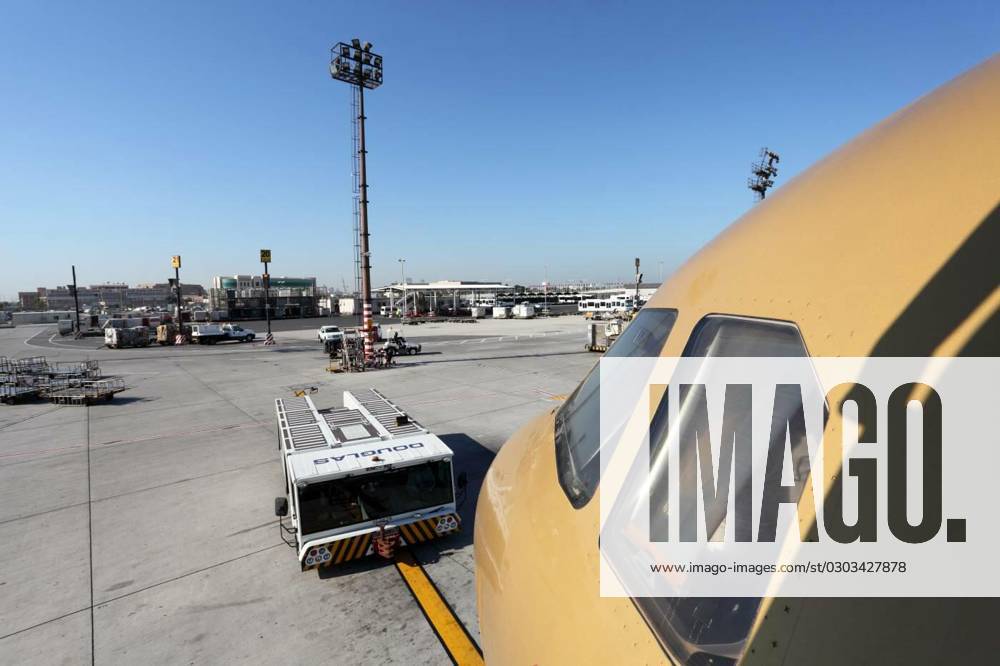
[209,275,318,320]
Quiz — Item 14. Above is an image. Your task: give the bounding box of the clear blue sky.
[1,1,997,299]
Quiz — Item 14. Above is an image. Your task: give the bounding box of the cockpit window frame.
[554,307,679,509]
[633,313,814,666]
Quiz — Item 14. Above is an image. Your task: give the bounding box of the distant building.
[210,275,318,320]
[18,282,207,311]
[18,290,43,310]
[380,280,509,315]
[127,283,206,308]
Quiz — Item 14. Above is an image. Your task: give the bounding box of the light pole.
[171,255,182,323]
[543,265,548,313]
[331,39,383,361]
[398,258,406,319]
[70,265,80,335]
[260,249,273,344]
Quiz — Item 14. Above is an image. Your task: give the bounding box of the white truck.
[492,306,511,319]
[188,323,227,345]
[512,302,536,319]
[317,325,344,344]
[273,389,466,570]
[221,323,255,342]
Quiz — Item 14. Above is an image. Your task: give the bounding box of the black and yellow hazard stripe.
[399,513,461,545]
[330,532,373,565]
[302,532,374,571]
[303,514,460,570]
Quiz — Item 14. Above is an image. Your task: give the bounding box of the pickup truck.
[221,324,255,342]
[317,325,344,344]
[189,324,227,345]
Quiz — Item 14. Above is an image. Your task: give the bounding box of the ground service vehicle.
[583,317,625,352]
[474,56,1000,664]
[274,389,464,570]
[577,293,638,318]
[383,336,421,355]
[188,323,226,344]
[317,325,344,343]
[512,302,536,319]
[155,323,189,345]
[104,326,149,349]
[221,323,255,342]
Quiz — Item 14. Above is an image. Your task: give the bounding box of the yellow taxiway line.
[394,549,484,665]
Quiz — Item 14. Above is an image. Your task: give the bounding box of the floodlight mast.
[331,39,383,361]
[748,148,780,201]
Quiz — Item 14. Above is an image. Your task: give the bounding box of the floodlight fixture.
[748,147,781,201]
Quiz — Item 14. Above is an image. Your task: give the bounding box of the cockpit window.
[554,308,678,508]
[636,315,811,666]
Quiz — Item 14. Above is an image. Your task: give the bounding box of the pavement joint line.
[89,420,266,450]
[0,421,268,462]
[0,606,91,643]
[91,458,274,504]
[0,405,66,432]
[173,360,269,428]
[0,458,274,527]
[0,545,286,642]
[94,543,285,608]
[85,404,95,665]
[394,549,483,666]
[0,500,91,527]
[79,395,235,423]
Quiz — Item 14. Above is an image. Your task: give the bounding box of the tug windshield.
[297,460,454,535]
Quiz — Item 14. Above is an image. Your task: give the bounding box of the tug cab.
[274,389,464,570]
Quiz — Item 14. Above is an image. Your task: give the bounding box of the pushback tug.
[273,389,465,570]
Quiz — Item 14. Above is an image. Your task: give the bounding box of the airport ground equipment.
[317,325,344,343]
[512,303,536,319]
[584,318,626,352]
[156,322,190,345]
[105,326,150,349]
[221,323,255,342]
[188,323,227,345]
[382,335,421,356]
[0,356,126,405]
[273,389,465,570]
[45,378,126,405]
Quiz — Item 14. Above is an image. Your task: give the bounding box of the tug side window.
[554,308,678,508]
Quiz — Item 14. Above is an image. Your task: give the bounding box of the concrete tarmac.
[0,317,595,664]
